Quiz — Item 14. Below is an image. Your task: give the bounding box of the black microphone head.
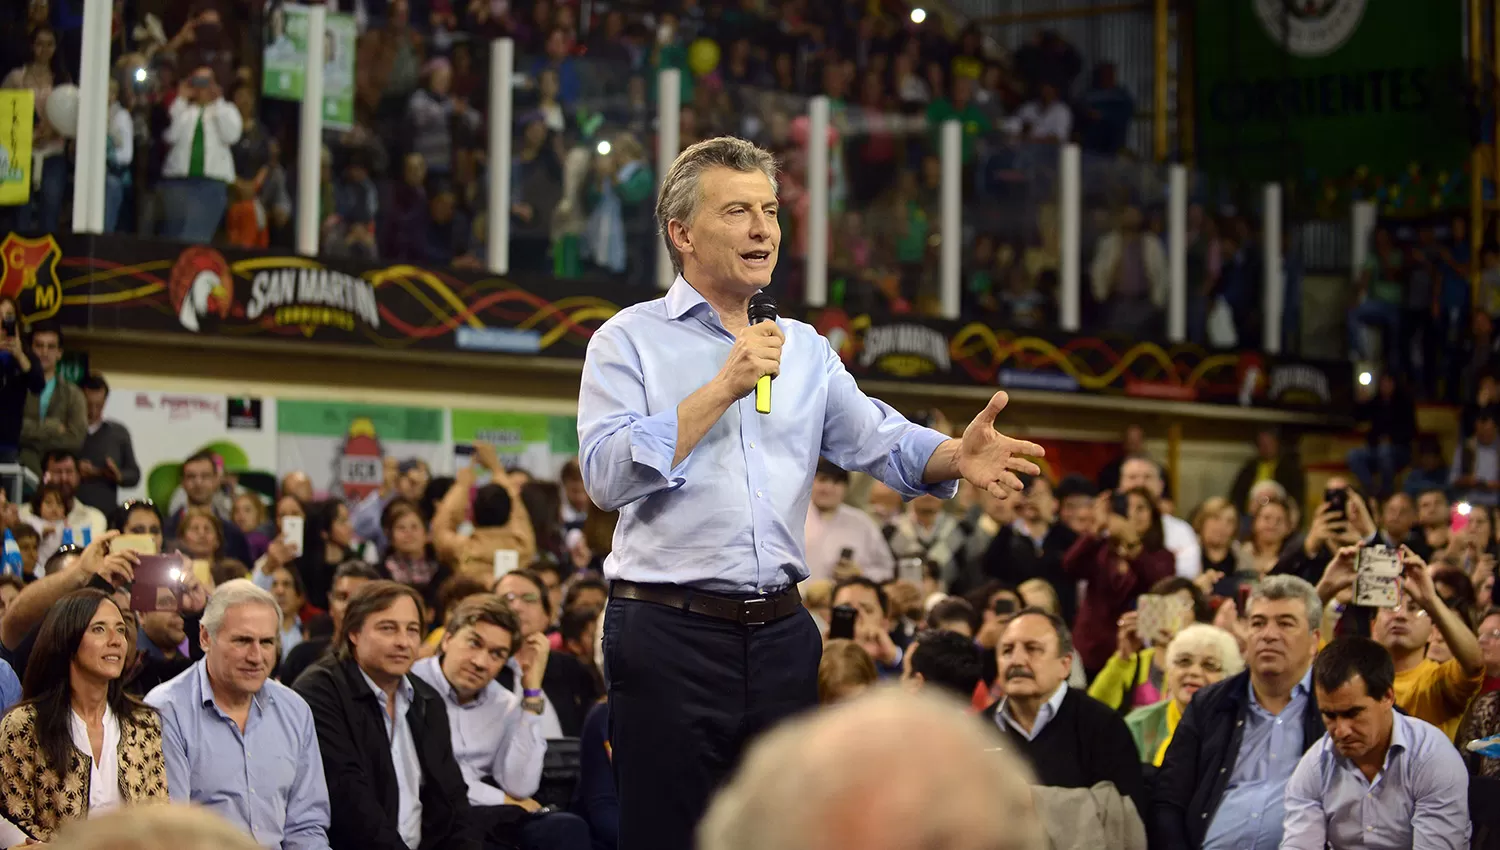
[748,292,778,324]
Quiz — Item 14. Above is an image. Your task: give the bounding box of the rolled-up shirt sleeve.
[817,338,958,500]
[578,323,689,511]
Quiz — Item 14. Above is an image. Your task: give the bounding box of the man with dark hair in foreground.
[1282,636,1469,849]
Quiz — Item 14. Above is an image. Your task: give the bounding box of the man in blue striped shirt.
[147,579,331,850]
[579,136,1044,850]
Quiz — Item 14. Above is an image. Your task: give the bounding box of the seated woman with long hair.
[0,588,168,840]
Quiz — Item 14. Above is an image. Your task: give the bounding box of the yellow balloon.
[688,38,721,77]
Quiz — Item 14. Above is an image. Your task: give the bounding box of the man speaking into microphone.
[577,136,1044,850]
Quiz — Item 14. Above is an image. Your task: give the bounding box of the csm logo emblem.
[1255,0,1367,58]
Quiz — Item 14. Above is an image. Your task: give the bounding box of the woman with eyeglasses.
[1457,609,1500,777]
[492,569,601,737]
[0,588,168,840]
[1122,624,1242,765]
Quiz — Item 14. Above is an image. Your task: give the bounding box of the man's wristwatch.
[521,696,545,715]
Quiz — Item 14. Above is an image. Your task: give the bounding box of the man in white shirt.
[412,594,591,850]
[159,64,242,243]
[1119,456,1200,578]
[19,450,108,548]
[1011,82,1072,143]
[804,460,895,582]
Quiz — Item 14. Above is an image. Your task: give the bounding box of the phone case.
[492,549,520,579]
[281,516,305,558]
[1137,594,1193,646]
[1355,545,1404,608]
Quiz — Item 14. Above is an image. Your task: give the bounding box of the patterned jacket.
[0,703,169,839]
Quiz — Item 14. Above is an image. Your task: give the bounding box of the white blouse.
[67,705,121,817]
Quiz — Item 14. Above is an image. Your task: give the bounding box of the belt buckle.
[739,597,772,625]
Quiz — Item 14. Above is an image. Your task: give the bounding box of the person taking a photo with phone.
[0,297,43,467]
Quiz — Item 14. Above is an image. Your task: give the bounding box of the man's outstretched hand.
[957,391,1044,501]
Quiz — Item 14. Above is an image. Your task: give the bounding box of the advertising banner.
[261,2,358,130]
[807,308,1353,411]
[277,400,446,502]
[450,410,579,480]
[103,390,279,507]
[1194,0,1466,197]
[0,91,33,207]
[6,232,1352,413]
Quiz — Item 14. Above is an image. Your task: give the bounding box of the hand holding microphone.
[717,317,783,404]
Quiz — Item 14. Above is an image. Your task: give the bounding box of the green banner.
[451,410,579,478]
[278,400,443,441]
[261,3,357,130]
[1195,0,1466,197]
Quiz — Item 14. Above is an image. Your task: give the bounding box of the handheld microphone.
[748,292,778,415]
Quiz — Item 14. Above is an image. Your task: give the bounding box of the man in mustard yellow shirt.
[1370,547,1485,739]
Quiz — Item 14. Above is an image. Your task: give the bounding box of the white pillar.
[485,38,514,275]
[1262,183,1283,354]
[1059,143,1082,332]
[939,119,962,319]
[1351,200,1377,276]
[655,68,682,290]
[296,5,327,256]
[805,96,830,306]
[71,0,111,233]
[1167,164,1188,341]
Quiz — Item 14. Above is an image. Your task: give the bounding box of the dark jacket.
[77,419,141,512]
[1355,392,1418,449]
[294,656,480,850]
[0,351,43,451]
[1150,669,1323,849]
[497,651,600,737]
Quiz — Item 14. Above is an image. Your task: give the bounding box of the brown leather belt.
[610,580,803,625]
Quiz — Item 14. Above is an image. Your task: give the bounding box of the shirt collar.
[664,275,711,320]
[996,682,1068,731]
[1247,665,1314,707]
[358,665,414,705]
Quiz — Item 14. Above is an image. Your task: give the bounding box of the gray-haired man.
[146,579,332,850]
[578,135,1046,850]
[1153,574,1325,849]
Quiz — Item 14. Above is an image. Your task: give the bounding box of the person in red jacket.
[1063,488,1176,676]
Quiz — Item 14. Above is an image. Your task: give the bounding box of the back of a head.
[54,804,265,850]
[473,483,513,529]
[698,688,1044,850]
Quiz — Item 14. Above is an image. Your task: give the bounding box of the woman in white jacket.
[158,65,241,243]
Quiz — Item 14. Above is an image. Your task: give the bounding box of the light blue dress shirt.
[995,682,1069,741]
[1282,710,1470,850]
[146,660,332,850]
[411,657,547,806]
[577,277,957,593]
[358,668,423,850]
[279,621,304,660]
[0,659,20,713]
[1202,668,1314,850]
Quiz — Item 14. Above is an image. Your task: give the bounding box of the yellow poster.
[0,90,34,207]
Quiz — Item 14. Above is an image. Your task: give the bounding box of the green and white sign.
[278,400,446,501]
[451,410,579,480]
[1194,0,1466,184]
[262,3,357,130]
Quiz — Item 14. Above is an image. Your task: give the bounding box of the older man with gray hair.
[698,688,1044,850]
[1152,574,1325,849]
[146,579,331,850]
[579,136,1045,850]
